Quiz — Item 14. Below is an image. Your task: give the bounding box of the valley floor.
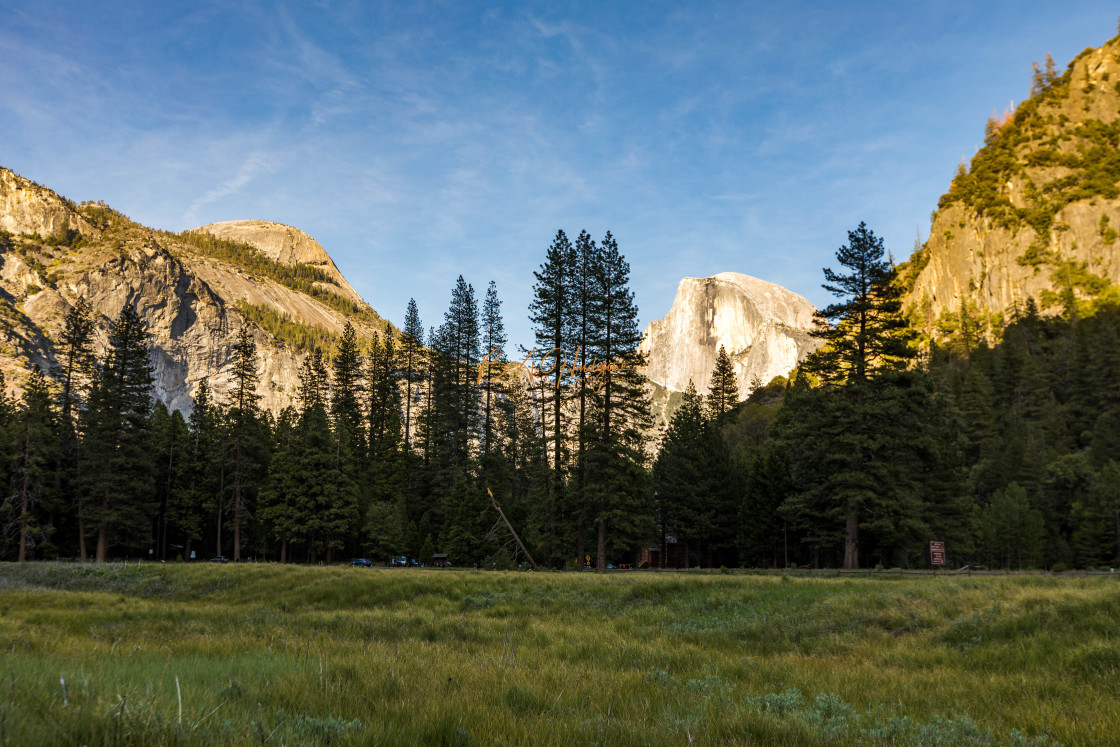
[0,563,1115,745]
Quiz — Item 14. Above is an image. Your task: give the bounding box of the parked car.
[390,556,408,567]
[350,558,373,567]
[210,556,229,564]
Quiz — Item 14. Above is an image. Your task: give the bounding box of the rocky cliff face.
[195,220,365,306]
[639,272,820,400]
[901,33,1120,337]
[0,169,98,240]
[0,167,388,415]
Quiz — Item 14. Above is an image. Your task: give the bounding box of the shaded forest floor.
[0,563,1116,745]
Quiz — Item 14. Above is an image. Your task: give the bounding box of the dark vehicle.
[210,556,229,564]
[350,558,373,567]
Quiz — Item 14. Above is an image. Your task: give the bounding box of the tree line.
[654,223,1120,571]
[3,224,1118,569]
[0,230,653,569]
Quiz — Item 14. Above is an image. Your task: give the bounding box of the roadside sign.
[930,541,946,565]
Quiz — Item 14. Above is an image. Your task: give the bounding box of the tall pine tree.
[80,304,155,562]
[786,223,917,569]
[11,367,58,562]
[583,232,654,568]
[52,297,96,560]
[529,230,576,564]
[228,325,264,561]
[480,281,507,456]
[331,321,365,457]
[401,299,425,451]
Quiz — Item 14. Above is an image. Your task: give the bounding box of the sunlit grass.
[0,564,1115,745]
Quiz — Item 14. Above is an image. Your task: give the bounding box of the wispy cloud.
[5,0,1118,347]
[185,151,276,226]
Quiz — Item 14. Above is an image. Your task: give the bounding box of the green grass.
[0,564,1116,745]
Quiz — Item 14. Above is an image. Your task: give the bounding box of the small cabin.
[432,553,449,568]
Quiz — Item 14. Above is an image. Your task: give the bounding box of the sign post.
[929,541,946,566]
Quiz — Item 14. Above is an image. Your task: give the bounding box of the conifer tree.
[178,379,219,560]
[583,232,654,568]
[570,230,600,563]
[11,367,58,562]
[789,223,917,569]
[653,380,737,566]
[803,222,914,387]
[431,276,481,482]
[228,325,264,561]
[1037,453,1088,569]
[0,372,14,560]
[1071,460,1120,567]
[401,299,425,450]
[448,276,482,463]
[80,304,155,562]
[298,401,359,562]
[52,297,96,559]
[55,297,97,421]
[708,344,740,421]
[783,366,971,568]
[981,482,1044,569]
[363,490,408,559]
[298,348,330,412]
[331,321,365,456]
[149,401,189,560]
[480,281,507,456]
[364,323,408,558]
[529,230,576,562]
[418,327,438,467]
[440,478,493,567]
[259,407,301,562]
[507,372,550,561]
[366,326,401,461]
[740,441,792,568]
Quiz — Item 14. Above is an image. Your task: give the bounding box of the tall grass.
[0,564,1115,745]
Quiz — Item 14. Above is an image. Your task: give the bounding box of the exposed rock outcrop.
[639,272,820,399]
[195,220,364,306]
[0,167,388,414]
[901,33,1120,336]
[0,169,98,240]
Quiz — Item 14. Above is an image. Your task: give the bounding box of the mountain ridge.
[0,166,391,414]
[193,219,365,307]
[639,271,820,400]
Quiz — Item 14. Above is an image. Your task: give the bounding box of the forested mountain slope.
[901,32,1120,341]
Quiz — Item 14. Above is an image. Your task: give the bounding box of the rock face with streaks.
[0,168,98,240]
[640,272,821,399]
[0,167,389,415]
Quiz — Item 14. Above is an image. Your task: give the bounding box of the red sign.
[930,541,946,565]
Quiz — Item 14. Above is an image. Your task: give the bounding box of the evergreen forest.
[2,225,1119,571]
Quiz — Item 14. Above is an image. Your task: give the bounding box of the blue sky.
[2,1,1118,350]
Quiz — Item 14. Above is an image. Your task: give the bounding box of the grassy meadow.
[0,564,1117,745]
